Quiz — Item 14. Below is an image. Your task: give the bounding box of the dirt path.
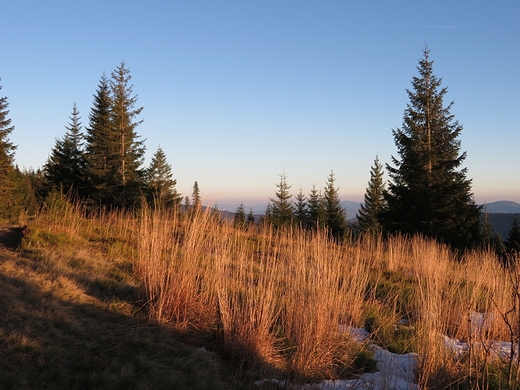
[0,225,24,252]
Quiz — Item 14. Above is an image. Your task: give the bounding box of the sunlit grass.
[3,195,520,388]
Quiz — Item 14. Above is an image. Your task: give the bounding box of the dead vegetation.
[2,195,520,389]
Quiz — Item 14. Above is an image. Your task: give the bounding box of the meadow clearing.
[1,195,519,389]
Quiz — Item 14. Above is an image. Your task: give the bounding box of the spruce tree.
[191,181,201,210]
[357,156,385,234]
[84,75,115,207]
[263,202,274,226]
[269,173,293,228]
[293,188,308,228]
[307,184,326,229]
[183,196,191,213]
[109,62,146,207]
[382,48,481,250]
[247,207,255,226]
[12,168,38,216]
[0,78,17,217]
[480,211,494,248]
[323,170,347,239]
[233,203,246,228]
[44,103,86,198]
[493,232,507,261]
[146,147,181,209]
[506,216,520,255]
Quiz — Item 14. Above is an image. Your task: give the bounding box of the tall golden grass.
[135,205,520,387]
[27,197,520,387]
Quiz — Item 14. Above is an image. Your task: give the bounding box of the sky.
[2,1,519,212]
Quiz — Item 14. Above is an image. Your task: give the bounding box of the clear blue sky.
[2,1,519,211]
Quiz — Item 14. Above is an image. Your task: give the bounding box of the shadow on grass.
[0,270,240,389]
[0,228,291,389]
[1,231,268,389]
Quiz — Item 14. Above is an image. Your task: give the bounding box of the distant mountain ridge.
[481,201,520,214]
[340,200,362,219]
[216,200,520,223]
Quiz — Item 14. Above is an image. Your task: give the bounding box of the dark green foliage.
[323,170,347,239]
[480,212,509,258]
[191,181,201,210]
[268,173,294,228]
[307,184,326,230]
[480,212,494,247]
[0,78,18,218]
[293,188,308,228]
[84,75,116,207]
[247,207,255,226]
[183,196,191,213]
[146,147,181,209]
[357,156,385,234]
[12,168,39,217]
[109,62,146,208]
[482,213,520,240]
[382,48,481,250]
[84,63,146,209]
[43,103,87,198]
[506,216,520,254]
[23,168,46,203]
[233,203,246,228]
[263,202,273,226]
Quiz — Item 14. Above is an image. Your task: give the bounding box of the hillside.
[482,201,520,214]
[0,224,242,389]
[4,200,520,389]
[484,213,520,239]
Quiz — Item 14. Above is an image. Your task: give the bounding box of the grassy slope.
[0,224,241,390]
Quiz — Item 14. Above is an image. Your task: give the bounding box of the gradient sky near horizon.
[2,0,519,211]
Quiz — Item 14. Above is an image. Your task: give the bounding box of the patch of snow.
[305,346,420,390]
[338,325,370,343]
[443,334,519,360]
[256,327,420,389]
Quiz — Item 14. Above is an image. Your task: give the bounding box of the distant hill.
[482,201,520,214]
[340,200,362,220]
[216,200,520,235]
[216,200,363,218]
[483,213,520,239]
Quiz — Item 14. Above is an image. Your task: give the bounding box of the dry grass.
[136,205,520,387]
[4,195,520,388]
[136,206,374,382]
[0,200,238,389]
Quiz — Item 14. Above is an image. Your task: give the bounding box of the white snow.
[302,344,420,390]
[256,317,520,390]
[256,327,421,390]
[443,334,519,360]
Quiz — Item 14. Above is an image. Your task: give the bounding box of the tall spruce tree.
[109,62,146,207]
[146,147,181,209]
[269,173,294,228]
[0,79,17,217]
[381,48,481,250]
[84,64,146,208]
[323,170,347,239]
[84,75,116,207]
[44,103,86,197]
[357,156,385,234]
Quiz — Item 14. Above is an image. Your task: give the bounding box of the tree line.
[1,51,519,254]
[233,48,519,255]
[41,62,183,210]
